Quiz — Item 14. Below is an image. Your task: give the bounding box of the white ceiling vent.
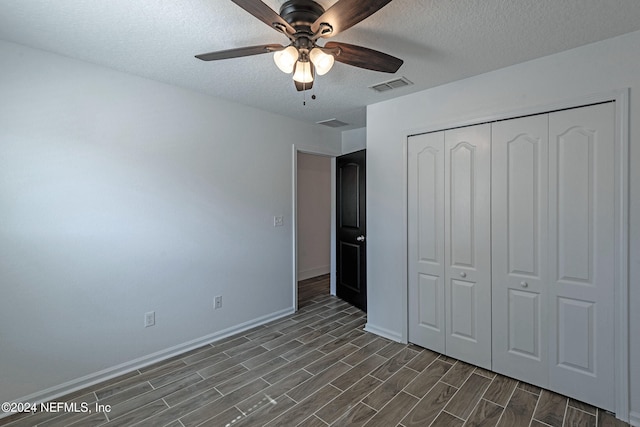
[316,118,349,128]
[369,76,413,93]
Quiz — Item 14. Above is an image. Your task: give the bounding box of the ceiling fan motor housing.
[279,0,325,30]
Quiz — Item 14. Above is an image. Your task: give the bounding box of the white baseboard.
[364,322,405,343]
[1,307,294,419]
[297,265,330,281]
[629,411,640,427]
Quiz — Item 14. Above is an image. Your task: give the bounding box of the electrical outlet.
[273,216,284,227]
[144,311,155,328]
[214,295,222,310]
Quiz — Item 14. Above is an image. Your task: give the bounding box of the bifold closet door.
[408,124,491,369]
[548,103,615,411]
[408,132,446,354]
[491,114,549,387]
[444,124,492,369]
[492,103,616,411]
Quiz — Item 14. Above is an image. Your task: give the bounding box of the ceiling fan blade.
[195,44,284,61]
[311,0,393,37]
[231,0,295,35]
[294,79,314,92]
[324,42,403,73]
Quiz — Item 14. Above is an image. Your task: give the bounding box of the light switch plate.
[144,311,155,328]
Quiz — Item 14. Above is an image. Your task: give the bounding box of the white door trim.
[404,89,630,421]
[613,90,630,422]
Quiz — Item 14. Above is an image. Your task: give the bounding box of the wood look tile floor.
[297,274,330,309]
[1,280,629,427]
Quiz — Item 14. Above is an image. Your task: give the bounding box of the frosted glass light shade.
[292,61,314,83]
[273,46,298,73]
[309,48,334,75]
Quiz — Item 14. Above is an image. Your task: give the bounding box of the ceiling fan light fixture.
[292,60,314,83]
[273,46,299,73]
[309,48,334,75]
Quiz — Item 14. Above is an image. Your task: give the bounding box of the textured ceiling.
[2,0,640,130]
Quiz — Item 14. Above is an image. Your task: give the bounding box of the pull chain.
[301,82,316,106]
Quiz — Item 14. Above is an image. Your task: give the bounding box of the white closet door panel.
[444,124,491,369]
[417,273,442,329]
[450,279,476,339]
[508,290,541,356]
[491,115,549,386]
[408,132,446,353]
[548,102,615,411]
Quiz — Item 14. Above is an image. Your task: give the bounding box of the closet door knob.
[460,272,466,278]
[520,281,528,288]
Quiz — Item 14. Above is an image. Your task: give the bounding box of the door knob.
[460,272,466,278]
[356,235,366,242]
[520,281,528,288]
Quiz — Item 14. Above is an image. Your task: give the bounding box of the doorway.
[296,151,332,308]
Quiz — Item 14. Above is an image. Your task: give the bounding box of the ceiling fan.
[195,0,403,91]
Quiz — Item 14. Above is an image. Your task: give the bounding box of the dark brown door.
[336,149,366,311]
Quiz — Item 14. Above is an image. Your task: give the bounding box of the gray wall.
[366,30,640,423]
[0,40,341,404]
[342,127,366,154]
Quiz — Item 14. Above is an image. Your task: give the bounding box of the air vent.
[369,76,413,93]
[316,118,349,128]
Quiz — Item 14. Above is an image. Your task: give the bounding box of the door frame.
[403,89,630,421]
[292,144,340,312]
